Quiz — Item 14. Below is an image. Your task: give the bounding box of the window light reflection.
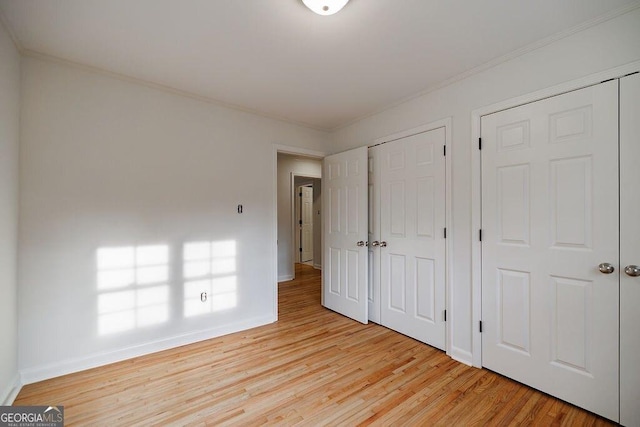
[96,244,170,335]
[183,240,237,317]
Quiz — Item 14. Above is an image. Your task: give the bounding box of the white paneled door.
[481,80,619,421]
[620,72,640,427]
[300,185,313,262]
[378,128,446,349]
[323,147,369,324]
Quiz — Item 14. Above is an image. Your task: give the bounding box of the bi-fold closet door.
[368,127,447,350]
[323,127,448,352]
[480,74,640,424]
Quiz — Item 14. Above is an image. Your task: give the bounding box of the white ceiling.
[1,0,638,130]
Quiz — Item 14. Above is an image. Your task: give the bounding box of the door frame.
[470,60,640,368]
[272,144,326,320]
[291,176,320,269]
[370,117,453,356]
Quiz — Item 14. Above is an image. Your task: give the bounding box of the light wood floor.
[16,264,613,426]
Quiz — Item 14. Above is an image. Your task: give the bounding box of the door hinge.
[443,145,446,156]
[299,247,302,252]
[479,138,482,150]
[299,192,302,197]
[299,219,302,225]
[444,310,447,322]
[479,229,482,242]
[479,321,483,333]
[444,227,447,239]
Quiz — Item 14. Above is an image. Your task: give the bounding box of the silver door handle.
[624,265,640,277]
[356,241,367,247]
[598,263,615,274]
[371,241,380,247]
[380,241,387,247]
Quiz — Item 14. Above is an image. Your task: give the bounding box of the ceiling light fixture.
[302,0,349,16]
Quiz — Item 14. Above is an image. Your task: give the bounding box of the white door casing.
[323,146,369,324]
[378,127,447,349]
[300,185,313,262]
[481,80,619,421]
[620,72,640,427]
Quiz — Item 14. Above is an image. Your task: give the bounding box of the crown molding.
[21,49,331,133]
[0,7,23,53]
[5,1,639,133]
[332,1,640,132]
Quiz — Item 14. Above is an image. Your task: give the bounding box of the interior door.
[300,185,313,262]
[323,146,369,324]
[620,72,640,427]
[379,127,446,349]
[481,80,619,421]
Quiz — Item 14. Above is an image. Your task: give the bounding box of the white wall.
[276,154,322,281]
[12,5,640,384]
[331,8,640,364]
[0,20,20,403]
[18,56,330,382]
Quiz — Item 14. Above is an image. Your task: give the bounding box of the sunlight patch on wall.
[184,240,237,317]
[97,245,170,335]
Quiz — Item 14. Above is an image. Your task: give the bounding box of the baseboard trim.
[1,373,22,405]
[20,314,276,385]
[278,274,294,282]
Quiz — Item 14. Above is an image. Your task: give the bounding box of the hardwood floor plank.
[15,264,614,426]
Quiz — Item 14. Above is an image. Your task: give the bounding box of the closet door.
[323,147,369,324]
[379,127,446,349]
[620,72,640,427]
[481,80,619,421]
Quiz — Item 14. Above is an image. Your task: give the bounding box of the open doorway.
[293,177,321,270]
[276,151,323,282]
[296,183,314,265]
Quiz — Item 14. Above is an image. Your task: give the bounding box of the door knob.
[598,263,615,274]
[371,241,380,247]
[380,241,387,247]
[624,265,640,277]
[356,241,367,247]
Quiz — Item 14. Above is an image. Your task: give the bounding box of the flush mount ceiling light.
[302,0,349,16]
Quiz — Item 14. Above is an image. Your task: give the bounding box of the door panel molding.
[378,126,447,349]
[471,60,640,368]
[368,118,452,355]
[322,146,369,324]
[480,81,619,421]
